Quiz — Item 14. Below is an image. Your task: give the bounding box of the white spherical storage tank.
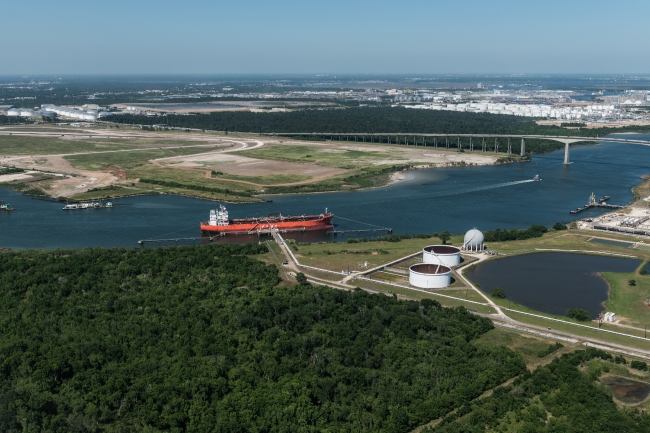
[422,245,461,267]
[409,263,451,289]
[463,229,484,251]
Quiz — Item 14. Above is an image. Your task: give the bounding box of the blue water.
[1,135,649,249]
[588,238,633,248]
[465,252,642,318]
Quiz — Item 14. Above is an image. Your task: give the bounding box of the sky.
[1,0,649,75]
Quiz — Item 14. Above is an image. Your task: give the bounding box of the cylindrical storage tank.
[409,263,451,289]
[463,229,484,251]
[423,245,461,267]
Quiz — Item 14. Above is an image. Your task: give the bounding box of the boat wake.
[411,179,536,200]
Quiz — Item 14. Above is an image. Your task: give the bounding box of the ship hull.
[201,215,333,234]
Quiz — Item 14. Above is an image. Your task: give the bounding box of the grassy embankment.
[240,144,416,194]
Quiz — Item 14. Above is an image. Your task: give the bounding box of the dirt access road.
[1,125,499,198]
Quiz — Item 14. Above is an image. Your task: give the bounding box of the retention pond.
[465,252,641,318]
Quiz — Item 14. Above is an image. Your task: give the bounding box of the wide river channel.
[1,134,649,250]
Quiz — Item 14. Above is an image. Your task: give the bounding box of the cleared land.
[0,124,499,201]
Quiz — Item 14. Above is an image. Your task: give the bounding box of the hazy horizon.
[2,0,649,75]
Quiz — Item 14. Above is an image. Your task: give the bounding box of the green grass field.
[0,134,217,156]
[65,147,216,170]
[293,236,454,272]
[603,266,650,327]
[212,172,312,185]
[0,135,132,155]
[240,144,403,169]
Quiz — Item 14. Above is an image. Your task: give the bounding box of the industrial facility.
[462,229,485,252]
[422,245,461,267]
[404,102,639,122]
[408,263,451,289]
[0,104,114,121]
[579,207,650,237]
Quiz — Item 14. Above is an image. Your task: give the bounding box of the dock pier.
[328,228,393,236]
[570,194,623,214]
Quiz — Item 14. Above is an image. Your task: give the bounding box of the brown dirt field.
[156,151,348,179]
[1,126,501,198]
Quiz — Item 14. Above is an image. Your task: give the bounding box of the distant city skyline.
[2,0,649,75]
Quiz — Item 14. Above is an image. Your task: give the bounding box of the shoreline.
[0,135,627,204]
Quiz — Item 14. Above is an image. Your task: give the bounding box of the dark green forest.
[107,107,650,138]
[483,224,549,243]
[0,244,526,432]
[427,348,650,432]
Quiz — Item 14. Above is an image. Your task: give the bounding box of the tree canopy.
[108,107,650,137]
[426,348,650,432]
[0,244,525,432]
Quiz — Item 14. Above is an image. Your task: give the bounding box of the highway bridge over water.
[262,133,650,164]
[2,128,649,165]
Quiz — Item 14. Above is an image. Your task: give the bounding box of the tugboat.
[0,200,15,211]
[533,174,541,181]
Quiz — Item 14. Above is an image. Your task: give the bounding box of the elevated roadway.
[262,132,650,164]
[3,128,649,164]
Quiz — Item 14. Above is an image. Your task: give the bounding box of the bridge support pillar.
[564,142,570,164]
[520,138,526,156]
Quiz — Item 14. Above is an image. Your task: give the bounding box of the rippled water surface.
[1,135,649,249]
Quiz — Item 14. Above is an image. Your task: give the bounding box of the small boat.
[0,200,15,211]
[533,175,541,181]
[63,201,114,210]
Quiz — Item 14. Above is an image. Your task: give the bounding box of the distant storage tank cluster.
[404,102,622,120]
[6,108,54,118]
[40,105,113,121]
[422,245,461,267]
[409,263,451,289]
[3,104,113,121]
[463,229,484,251]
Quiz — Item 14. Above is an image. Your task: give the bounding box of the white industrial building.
[603,312,617,322]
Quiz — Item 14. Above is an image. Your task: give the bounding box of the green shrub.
[566,308,591,321]
[537,342,564,358]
